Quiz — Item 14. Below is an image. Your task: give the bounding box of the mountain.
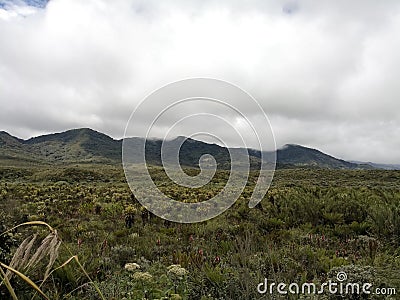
[123,135,262,170]
[0,131,39,164]
[350,161,400,170]
[0,128,121,165]
[276,144,362,169]
[0,128,385,169]
[25,128,122,162]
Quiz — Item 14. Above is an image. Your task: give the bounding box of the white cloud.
[0,0,400,163]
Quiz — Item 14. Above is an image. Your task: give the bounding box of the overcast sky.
[0,0,400,163]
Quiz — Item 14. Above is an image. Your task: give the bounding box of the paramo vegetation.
[0,166,399,299]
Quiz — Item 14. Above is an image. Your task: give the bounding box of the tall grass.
[0,221,105,300]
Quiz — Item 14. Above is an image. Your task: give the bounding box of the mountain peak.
[70,127,100,134]
[174,135,198,141]
[0,130,13,137]
[25,128,115,144]
[0,128,387,169]
[277,143,358,169]
[282,144,313,149]
[0,131,24,145]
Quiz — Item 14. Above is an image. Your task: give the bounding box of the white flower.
[124,262,141,271]
[132,271,153,282]
[130,232,139,239]
[167,264,189,277]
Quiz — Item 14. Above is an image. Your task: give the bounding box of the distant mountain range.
[349,161,400,171]
[0,128,395,169]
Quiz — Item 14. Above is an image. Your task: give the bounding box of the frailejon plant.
[167,264,189,294]
[1,167,400,299]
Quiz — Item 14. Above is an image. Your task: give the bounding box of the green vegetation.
[0,128,379,169]
[0,166,399,299]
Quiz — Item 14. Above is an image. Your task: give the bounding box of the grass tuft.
[0,221,105,300]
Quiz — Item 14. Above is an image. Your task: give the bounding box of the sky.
[0,0,400,163]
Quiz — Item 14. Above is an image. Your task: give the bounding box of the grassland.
[0,166,399,299]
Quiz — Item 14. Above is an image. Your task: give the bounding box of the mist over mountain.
[0,128,390,169]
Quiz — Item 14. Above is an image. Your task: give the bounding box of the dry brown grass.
[0,221,105,300]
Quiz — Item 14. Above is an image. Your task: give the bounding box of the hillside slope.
[0,128,377,169]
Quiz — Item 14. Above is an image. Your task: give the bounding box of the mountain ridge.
[0,128,392,169]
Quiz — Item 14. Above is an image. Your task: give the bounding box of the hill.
[350,160,400,170]
[276,144,361,169]
[0,128,382,169]
[0,128,121,165]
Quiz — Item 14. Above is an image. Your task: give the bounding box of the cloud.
[0,0,399,163]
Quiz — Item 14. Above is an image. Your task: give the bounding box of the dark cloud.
[0,0,399,163]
